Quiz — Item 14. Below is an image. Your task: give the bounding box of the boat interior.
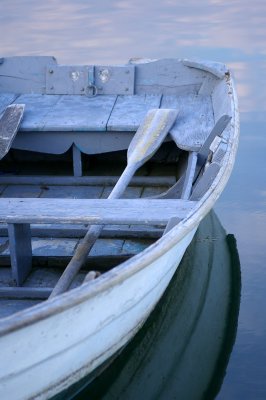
[0,57,232,317]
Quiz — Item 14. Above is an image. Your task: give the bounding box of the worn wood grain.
[0,93,19,115]
[107,94,162,131]
[1,185,42,198]
[161,94,214,151]
[15,94,60,131]
[0,56,57,93]
[131,59,207,95]
[190,162,220,201]
[0,175,176,187]
[39,185,103,199]
[42,95,117,132]
[0,224,163,239]
[0,198,196,225]
[8,223,32,285]
[182,59,228,79]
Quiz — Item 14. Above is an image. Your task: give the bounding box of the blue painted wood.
[72,144,82,177]
[0,93,19,115]
[1,185,42,198]
[39,185,103,199]
[131,59,206,95]
[0,175,176,187]
[8,223,32,285]
[161,94,214,151]
[190,162,220,200]
[12,130,134,155]
[0,56,57,94]
[0,287,51,299]
[0,198,196,225]
[40,95,117,132]
[16,94,61,131]
[107,94,162,131]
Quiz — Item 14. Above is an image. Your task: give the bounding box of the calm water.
[1,0,266,398]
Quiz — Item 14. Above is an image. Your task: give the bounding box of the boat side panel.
[211,77,233,141]
[0,228,197,400]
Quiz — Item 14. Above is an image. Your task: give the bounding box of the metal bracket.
[46,64,135,95]
[46,65,95,95]
[95,65,135,95]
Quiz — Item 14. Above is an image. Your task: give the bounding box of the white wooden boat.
[68,211,241,400]
[0,57,239,400]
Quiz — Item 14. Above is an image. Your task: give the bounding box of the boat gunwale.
[0,70,239,337]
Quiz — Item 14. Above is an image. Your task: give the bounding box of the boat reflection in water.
[60,211,241,400]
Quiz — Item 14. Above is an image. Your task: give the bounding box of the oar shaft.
[49,108,179,299]
[108,163,137,199]
[49,224,103,298]
[49,163,137,298]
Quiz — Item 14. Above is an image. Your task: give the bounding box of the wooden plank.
[182,59,228,79]
[8,223,32,285]
[161,94,214,151]
[0,198,196,225]
[181,152,197,200]
[0,175,176,187]
[0,224,163,239]
[131,59,206,95]
[0,186,6,195]
[211,80,232,141]
[41,95,117,132]
[0,287,51,299]
[190,163,220,201]
[101,186,142,199]
[39,185,103,199]
[1,185,42,198]
[12,131,134,155]
[90,239,124,257]
[0,56,57,93]
[16,93,61,131]
[32,238,78,258]
[163,217,181,235]
[107,94,161,131]
[0,237,9,255]
[122,239,152,255]
[0,93,19,115]
[72,144,82,177]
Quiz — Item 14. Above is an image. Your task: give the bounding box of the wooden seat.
[0,197,196,285]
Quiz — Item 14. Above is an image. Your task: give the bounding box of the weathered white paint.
[0,228,196,400]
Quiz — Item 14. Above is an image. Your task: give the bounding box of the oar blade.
[127,108,179,167]
[0,104,25,159]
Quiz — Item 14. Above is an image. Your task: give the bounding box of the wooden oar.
[49,108,179,298]
[0,104,25,159]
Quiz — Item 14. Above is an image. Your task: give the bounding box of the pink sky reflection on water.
[1,0,266,115]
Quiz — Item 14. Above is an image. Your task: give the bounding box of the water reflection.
[55,212,241,400]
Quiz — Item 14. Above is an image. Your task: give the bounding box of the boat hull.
[0,228,196,400]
